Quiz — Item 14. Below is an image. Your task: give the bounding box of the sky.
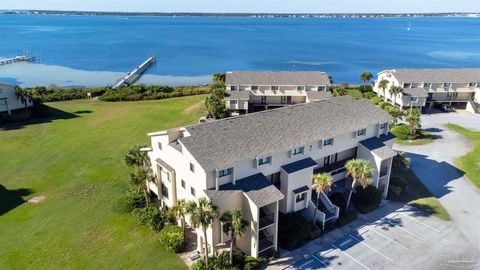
[0,0,479,13]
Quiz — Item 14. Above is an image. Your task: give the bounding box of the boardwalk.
[0,54,36,65]
[113,56,156,88]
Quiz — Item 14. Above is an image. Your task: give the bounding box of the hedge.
[335,210,358,227]
[159,225,185,253]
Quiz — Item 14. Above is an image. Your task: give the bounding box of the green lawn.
[447,124,480,188]
[0,96,206,269]
[392,163,450,221]
[346,89,363,100]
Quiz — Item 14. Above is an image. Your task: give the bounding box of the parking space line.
[398,213,441,233]
[380,218,425,241]
[298,259,315,268]
[367,227,410,251]
[349,234,394,262]
[331,243,371,270]
[311,254,335,270]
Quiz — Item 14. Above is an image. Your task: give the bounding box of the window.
[380,123,387,129]
[190,187,196,196]
[258,156,272,165]
[357,129,367,136]
[271,86,279,91]
[181,179,186,189]
[403,83,412,88]
[318,86,327,91]
[158,142,162,150]
[190,163,195,173]
[409,96,419,102]
[469,82,477,87]
[251,85,258,90]
[230,85,238,91]
[281,96,286,104]
[161,183,169,199]
[423,82,432,88]
[296,86,305,91]
[323,138,334,146]
[287,96,292,104]
[324,155,330,165]
[292,147,304,155]
[166,172,171,182]
[261,96,267,104]
[218,168,233,177]
[230,100,238,105]
[296,193,306,203]
[443,83,451,88]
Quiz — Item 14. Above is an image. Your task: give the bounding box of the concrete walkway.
[395,111,480,251]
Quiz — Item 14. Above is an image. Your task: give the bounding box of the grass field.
[447,124,480,188]
[0,96,206,269]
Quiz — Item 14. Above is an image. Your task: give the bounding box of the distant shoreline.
[1,10,480,18]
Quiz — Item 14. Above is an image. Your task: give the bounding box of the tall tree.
[345,159,373,210]
[187,198,219,269]
[15,85,32,112]
[378,79,389,101]
[360,71,373,86]
[130,165,155,206]
[220,209,248,264]
[172,199,188,241]
[389,86,403,107]
[311,173,333,225]
[205,81,231,119]
[124,145,149,167]
[406,109,422,140]
[386,106,404,126]
[212,73,226,83]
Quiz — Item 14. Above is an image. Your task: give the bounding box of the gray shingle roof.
[306,91,333,101]
[402,88,428,97]
[180,96,392,170]
[224,90,250,100]
[214,173,284,207]
[226,71,332,86]
[281,158,318,174]
[359,133,397,160]
[391,68,480,83]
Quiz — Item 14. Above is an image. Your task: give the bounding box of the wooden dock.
[0,54,37,65]
[113,56,156,88]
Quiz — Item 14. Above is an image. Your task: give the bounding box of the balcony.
[314,159,349,175]
[258,232,274,253]
[379,167,389,178]
[259,207,275,230]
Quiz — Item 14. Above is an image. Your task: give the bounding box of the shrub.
[379,101,394,110]
[353,185,382,214]
[329,192,347,215]
[369,96,383,105]
[159,225,185,253]
[332,87,348,97]
[390,124,411,140]
[278,212,322,250]
[27,86,106,102]
[118,188,146,213]
[191,251,240,270]
[335,210,358,227]
[358,85,373,94]
[387,176,408,199]
[363,92,377,100]
[244,256,263,270]
[392,153,410,171]
[131,205,166,231]
[99,85,209,102]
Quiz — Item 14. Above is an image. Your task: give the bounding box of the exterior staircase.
[311,191,339,222]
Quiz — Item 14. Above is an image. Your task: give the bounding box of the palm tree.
[172,199,188,240]
[378,79,389,101]
[187,198,219,269]
[386,106,404,126]
[406,109,421,140]
[345,159,373,210]
[124,145,149,167]
[311,173,334,225]
[15,86,32,113]
[389,86,403,107]
[220,209,248,264]
[130,165,155,205]
[360,71,373,86]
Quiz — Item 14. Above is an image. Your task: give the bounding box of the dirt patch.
[183,100,204,114]
[27,195,46,204]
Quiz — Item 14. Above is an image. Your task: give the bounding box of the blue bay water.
[1,15,480,87]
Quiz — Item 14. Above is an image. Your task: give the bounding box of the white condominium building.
[145,96,395,258]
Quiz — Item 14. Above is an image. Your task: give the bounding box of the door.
[287,96,292,104]
[261,96,267,104]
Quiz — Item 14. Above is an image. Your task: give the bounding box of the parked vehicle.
[441,104,454,112]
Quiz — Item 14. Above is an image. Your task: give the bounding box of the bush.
[329,192,347,215]
[358,85,373,94]
[118,188,146,213]
[390,124,411,140]
[387,176,408,199]
[99,85,209,102]
[131,205,166,231]
[159,225,185,253]
[278,212,322,250]
[332,87,348,97]
[27,86,106,102]
[335,210,358,227]
[379,101,394,110]
[353,185,382,214]
[363,92,377,99]
[244,256,263,270]
[191,251,240,270]
[369,96,383,105]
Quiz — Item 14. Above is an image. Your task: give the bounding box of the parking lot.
[284,205,455,270]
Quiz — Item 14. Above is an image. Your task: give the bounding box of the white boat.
[407,22,411,31]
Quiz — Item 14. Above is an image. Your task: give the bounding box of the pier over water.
[113,56,156,88]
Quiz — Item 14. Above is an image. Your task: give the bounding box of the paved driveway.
[395,111,480,251]
[270,203,477,270]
